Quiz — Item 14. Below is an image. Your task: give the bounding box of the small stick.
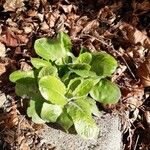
[133,134,139,150]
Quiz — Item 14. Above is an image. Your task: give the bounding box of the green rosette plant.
[9,32,121,140]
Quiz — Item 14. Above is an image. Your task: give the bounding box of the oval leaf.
[9,70,34,83]
[15,78,40,99]
[27,99,45,124]
[57,108,73,131]
[40,102,62,122]
[76,52,92,64]
[90,52,118,76]
[38,66,58,78]
[71,70,97,78]
[69,63,91,71]
[67,102,99,139]
[39,76,67,105]
[90,79,121,104]
[31,58,52,69]
[34,32,72,61]
[58,32,72,52]
[73,79,94,97]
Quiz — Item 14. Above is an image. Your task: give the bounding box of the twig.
[134,135,139,150]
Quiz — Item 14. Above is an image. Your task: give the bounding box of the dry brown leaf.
[98,6,116,24]
[0,30,28,47]
[82,20,99,34]
[4,0,24,12]
[46,10,60,28]
[126,45,147,64]
[137,58,150,87]
[17,136,30,150]
[40,21,49,31]
[132,0,150,12]
[0,30,18,47]
[0,63,6,76]
[0,93,7,108]
[0,42,6,57]
[59,4,76,13]
[119,23,150,48]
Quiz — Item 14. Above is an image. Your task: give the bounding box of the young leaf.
[61,71,79,86]
[72,98,100,117]
[40,102,62,122]
[90,79,121,104]
[27,99,45,124]
[76,52,92,64]
[90,52,118,76]
[39,76,67,105]
[31,58,51,69]
[73,98,93,115]
[57,108,73,131]
[58,32,72,52]
[15,78,40,99]
[67,102,99,139]
[73,79,94,97]
[67,78,81,92]
[71,70,97,78]
[34,32,72,61]
[9,70,34,83]
[38,66,58,78]
[86,97,100,117]
[69,63,91,71]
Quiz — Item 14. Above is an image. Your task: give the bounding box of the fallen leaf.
[0,93,7,108]
[82,20,99,34]
[0,29,28,47]
[0,63,6,76]
[0,42,6,57]
[132,0,150,12]
[40,21,49,31]
[46,10,60,28]
[98,6,116,24]
[59,4,76,13]
[119,23,150,48]
[137,58,150,87]
[0,30,18,47]
[3,0,25,12]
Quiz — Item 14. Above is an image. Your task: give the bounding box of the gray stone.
[40,112,123,150]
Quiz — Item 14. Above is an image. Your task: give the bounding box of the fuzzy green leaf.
[67,102,99,139]
[72,98,100,117]
[73,79,94,97]
[57,108,73,131]
[15,78,40,99]
[69,63,91,71]
[34,32,72,61]
[76,52,92,64]
[39,76,67,105]
[58,32,72,52]
[86,97,100,117]
[71,70,97,78]
[9,70,34,83]
[90,52,117,76]
[40,102,62,122]
[27,99,45,124]
[67,78,81,92]
[38,66,58,78]
[90,79,121,104]
[31,58,51,69]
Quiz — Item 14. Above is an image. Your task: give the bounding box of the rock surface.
[40,112,123,150]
